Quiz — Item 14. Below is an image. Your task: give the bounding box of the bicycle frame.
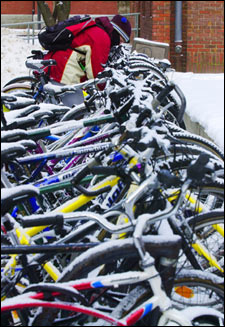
[1,259,193,326]
[2,145,224,281]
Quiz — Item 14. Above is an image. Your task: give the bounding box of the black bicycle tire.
[2,82,33,95]
[172,132,224,161]
[154,143,223,164]
[186,210,224,274]
[158,156,223,181]
[187,210,224,228]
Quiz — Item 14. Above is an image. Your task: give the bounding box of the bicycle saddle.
[1,185,40,216]
[2,117,37,131]
[3,97,36,110]
[1,93,17,103]
[2,129,28,143]
[1,142,26,164]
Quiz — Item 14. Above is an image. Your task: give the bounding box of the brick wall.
[69,1,118,15]
[150,1,171,43]
[185,1,224,73]
[1,1,118,15]
[1,1,34,14]
[131,1,224,73]
[2,1,224,72]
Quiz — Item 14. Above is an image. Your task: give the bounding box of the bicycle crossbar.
[1,243,100,254]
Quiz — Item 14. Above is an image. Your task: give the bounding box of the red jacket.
[44,18,112,85]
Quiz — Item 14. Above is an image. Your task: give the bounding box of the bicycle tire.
[171,269,224,312]
[2,82,33,96]
[3,76,38,88]
[186,210,224,275]
[172,132,224,162]
[155,143,223,165]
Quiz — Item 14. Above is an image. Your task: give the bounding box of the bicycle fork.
[132,249,193,326]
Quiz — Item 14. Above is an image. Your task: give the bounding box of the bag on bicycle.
[38,15,94,52]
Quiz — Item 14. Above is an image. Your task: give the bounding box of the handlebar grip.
[109,86,133,106]
[174,84,186,124]
[90,166,118,176]
[136,108,152,127]
[156,82,175,103]
[18,214,64,228]
[71,157,102,185]
[15,117,37,130]
[73,184,112,197]
[40,59,57,67]
[1,93,17,102]
[97,69,113,79]
[1,130,28,142]
[30,50,44,59]
[71,165,91,185]
[27,128,51,140]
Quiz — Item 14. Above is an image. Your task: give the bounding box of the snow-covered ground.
[1,27,224,151]
[167,71,224,151]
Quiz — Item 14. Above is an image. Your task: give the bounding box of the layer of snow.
[1,28,42,87]
[167,71,224,151]
[1,27,224,151]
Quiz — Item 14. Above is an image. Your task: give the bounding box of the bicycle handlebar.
[73,184,112,197]
[6,153,216,235]
[1,185,40,216]
[25,59,57,71]
[18,213,64,228]
[174,83,186,124]
[156,82,175,104]
[149,81,186,124]
[109,86,133,107]
[18,211,133,233]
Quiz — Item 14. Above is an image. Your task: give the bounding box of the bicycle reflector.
[3,104,10,112]
[174,286,194,299]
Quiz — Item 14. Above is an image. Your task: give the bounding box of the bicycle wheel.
[171,269,224,313]
[171,132,224,162]
[2,83,34,99]
[31,235,222,326]
[99,270,224,326]
[30,235,181,326]
[180,183,224,214]
[186,210,224,275]
[3,76,38,88]
[154,143,223,168]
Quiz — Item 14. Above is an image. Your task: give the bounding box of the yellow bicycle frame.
[3,152,138,281]
[3,152,224,280]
